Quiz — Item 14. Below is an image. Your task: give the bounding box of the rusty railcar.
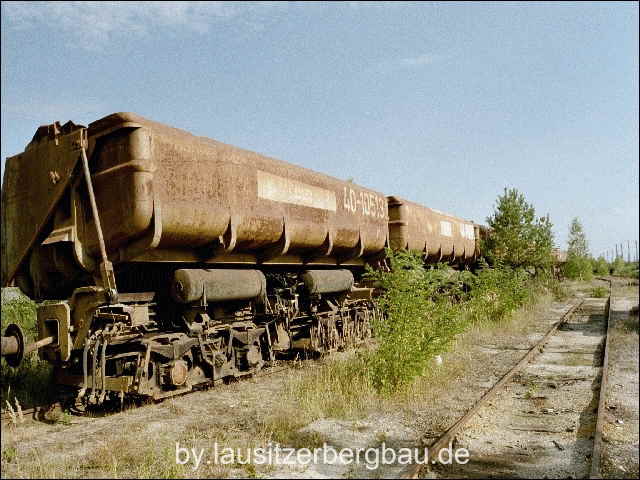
[1,113,386,402]
[2,113,389,297]
[1,112,481,403]
[387,196,478,265]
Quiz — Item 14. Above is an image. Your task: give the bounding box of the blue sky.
[2,1,638,258]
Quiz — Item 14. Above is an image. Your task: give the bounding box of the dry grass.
[2,420,275,479]
[619,310,639,334]
[2,434,193,479]
[263,291,555,441]
[614,284,640,299]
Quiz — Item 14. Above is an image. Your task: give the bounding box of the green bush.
[362,250,540,395]
[564,254,594,280]
[611,258,639,278]
[363,250,467,394]
[1,295,55,408]
[591,286,608,298]
[592,257,610,276]
[465,262,532,325]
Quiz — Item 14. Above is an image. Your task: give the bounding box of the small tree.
[610,256,629,276]
[592,256,609,276]
[567,218,589,257]
[529,213,555,273]
[563,218,593,280]
[482,188,554,274]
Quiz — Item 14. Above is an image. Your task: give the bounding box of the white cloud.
[346,2,405,9]
[370,53,445,75]
[1,1,285,50]
[398,53,442,67]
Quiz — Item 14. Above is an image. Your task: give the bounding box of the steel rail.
[403,299,585,479]
[589,279,613,479]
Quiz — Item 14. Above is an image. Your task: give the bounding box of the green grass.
[1,293,55,409]
[547,279,571,301]
[591,286,609,298]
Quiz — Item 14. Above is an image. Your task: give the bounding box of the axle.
[1,323,54,367]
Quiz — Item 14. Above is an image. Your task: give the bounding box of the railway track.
[405,284,614,479]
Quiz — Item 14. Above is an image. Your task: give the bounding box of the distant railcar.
[387,196,477,265]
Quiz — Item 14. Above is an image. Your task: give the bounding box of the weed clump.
[362,250,467,394]
[358,249,543,395]
[1,293,55,408]
[591,286,608,298]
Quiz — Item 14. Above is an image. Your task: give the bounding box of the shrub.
[465,262,532,325]
[591,286,608,298]
[611,258,639,278]
[564,254,594,281]
[362,250,539,395]
[363,250,467,394]
[592,257,610,276]
[1,294,55,408]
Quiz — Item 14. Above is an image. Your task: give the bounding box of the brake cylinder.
[171,269,267,304]
[301,269,354,294]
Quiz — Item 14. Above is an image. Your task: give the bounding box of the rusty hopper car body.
[1,112,477,403]
[2,113,388,296]
[387,196,478,264]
